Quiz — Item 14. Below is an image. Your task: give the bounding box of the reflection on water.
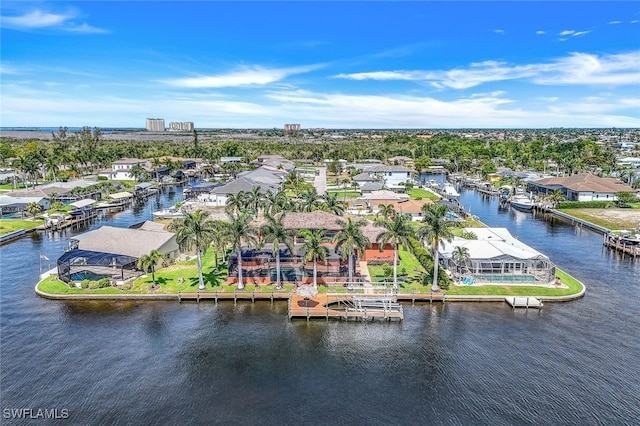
[1,179,639,424]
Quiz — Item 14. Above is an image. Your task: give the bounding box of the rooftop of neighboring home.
[532,173,634,193]
[360,190,410,202]
[352,172,376,182]
[362,165,412,173]
[440,227,550,261]
[380,199,434,214]
[265,211,345,231]
[210,176,279,195]
[70,221,177,259]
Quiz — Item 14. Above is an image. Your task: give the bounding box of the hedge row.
[407,237,452,289]
[557,201,617,209]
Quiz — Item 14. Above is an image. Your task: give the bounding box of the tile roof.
[72,224,177,258]
[533,173,633,193]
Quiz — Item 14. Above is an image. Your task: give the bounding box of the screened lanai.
[439,228,556,285]
[57,249,139,283]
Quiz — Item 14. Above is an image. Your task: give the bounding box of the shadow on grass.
[188,268,225,289]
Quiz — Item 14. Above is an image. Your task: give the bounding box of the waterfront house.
[528,173,635,201]
[57,221,178,284]
[360,165,413,190]
[439,227,556,285]
[387,156,414,166]
[99,158,149,180]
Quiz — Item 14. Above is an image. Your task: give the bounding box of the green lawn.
[367,246,426,279]
[326,190,361,199]
[407,188,440,200]
[446,268,584,297]
[557,208,640,230]
[0,218,44,236]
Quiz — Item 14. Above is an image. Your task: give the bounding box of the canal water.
[1,178,639,425]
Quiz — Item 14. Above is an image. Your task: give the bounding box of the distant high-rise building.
[284,123,301,134]
[146,118,165,132]
[169,122,195,131]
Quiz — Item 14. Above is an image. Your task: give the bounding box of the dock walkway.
[505,296,543,309]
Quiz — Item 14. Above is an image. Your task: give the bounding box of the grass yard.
[558,208,640,231]
[407,188,440,200]
[367,246,426,279]
[446,268,584,297]
[0,218,44,235]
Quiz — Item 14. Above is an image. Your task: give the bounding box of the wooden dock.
[505,296,543,309]
[288,293,403,321]
[178,289,290,304]
[603,233,640,258]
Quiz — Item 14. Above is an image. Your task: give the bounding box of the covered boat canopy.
[69,198,97,208]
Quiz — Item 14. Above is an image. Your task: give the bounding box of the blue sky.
[1,1,639,128]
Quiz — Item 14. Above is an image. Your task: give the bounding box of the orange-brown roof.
[534,173,633,193]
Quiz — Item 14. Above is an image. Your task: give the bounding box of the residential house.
[528,173,635,201]
[440,227,556,285]
[58,221,179,283]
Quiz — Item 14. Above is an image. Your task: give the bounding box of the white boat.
[443,183,460,198]
[510,195,535,210]
[151,206,185,219]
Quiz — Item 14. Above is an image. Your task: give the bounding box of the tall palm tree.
[320,192,345,216]
[333,217,371,285]
[243,186,264,214]
[298,187,319,212]
[416,203,455,291]
[225,192,245,215]
[260,213,296,289]
[374,214,413,291]
[168,210,217,290]
[263,190,289,216]
[137,249,164,289]
[299,228,330,289]
[225,213,259,290]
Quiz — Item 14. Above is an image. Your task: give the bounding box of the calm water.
[1,178,639,425]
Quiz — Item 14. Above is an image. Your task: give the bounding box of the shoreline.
[35,278,586,304]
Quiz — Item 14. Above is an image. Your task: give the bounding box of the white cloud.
[0,8,107,33]
[572,31,591,37]
[631,20,639,24]
[536,30,546,35]
[559,30,575,36]
[493,29,505,34]
[608,21,622,25]
[162,64,323,88]
[334,50,640,89]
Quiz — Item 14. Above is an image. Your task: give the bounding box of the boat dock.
[288,293,404,321]
[603,233,640,258]
[505,296,543,309]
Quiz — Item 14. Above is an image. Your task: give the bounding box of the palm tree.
[416,204,455,291]
[225,192,245,215]
[129,164,145,182]
[333,217,371,285]
[137,249,164,289]
[263,190,289,216]
[26,201,42,218]
[374,214,413,291]
[225,213,259,290]
[299,228,329,289]
[320,192,345,216]
[243,186,264,214]
[168,210,217,290]
[298,187,319,212]
[260,213,296,289]
[546,189,566,208]
[451,246,470,277]
[377,203,396,220]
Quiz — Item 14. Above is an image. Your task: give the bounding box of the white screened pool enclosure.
[439,228,556,285]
